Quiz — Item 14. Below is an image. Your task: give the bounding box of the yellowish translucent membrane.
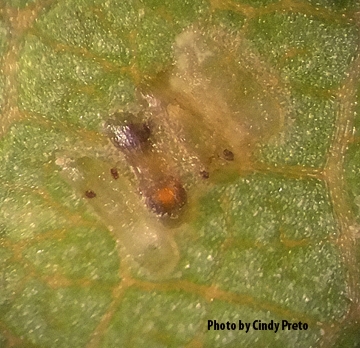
[140,26,288,180]
[59,156,179,279]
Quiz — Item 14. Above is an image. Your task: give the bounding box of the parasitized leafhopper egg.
[58,156,179,279]
[58,24,290,279]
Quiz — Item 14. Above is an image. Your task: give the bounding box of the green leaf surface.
[1,0,360,347]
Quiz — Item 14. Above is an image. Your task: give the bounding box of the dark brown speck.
[110,167,119,180]
[85,190,96,198]
[223,149,234,161]
[200,170,209,179]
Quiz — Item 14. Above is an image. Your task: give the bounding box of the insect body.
[106,112,187,219]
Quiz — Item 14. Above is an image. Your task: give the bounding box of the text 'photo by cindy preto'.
[207,319,309,333]
[57,24,288,280]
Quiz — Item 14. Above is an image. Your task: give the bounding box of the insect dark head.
[145,177,187,218]
[105,114,151,151]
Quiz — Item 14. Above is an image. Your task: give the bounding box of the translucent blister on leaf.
[140,26,289,180]
[58,156,179,279]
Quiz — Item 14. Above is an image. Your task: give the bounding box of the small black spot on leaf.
[223,149,234,161]
[85,190,96,198]
[110,167,119,180]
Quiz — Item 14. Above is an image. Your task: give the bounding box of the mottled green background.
[0,0,360,347]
